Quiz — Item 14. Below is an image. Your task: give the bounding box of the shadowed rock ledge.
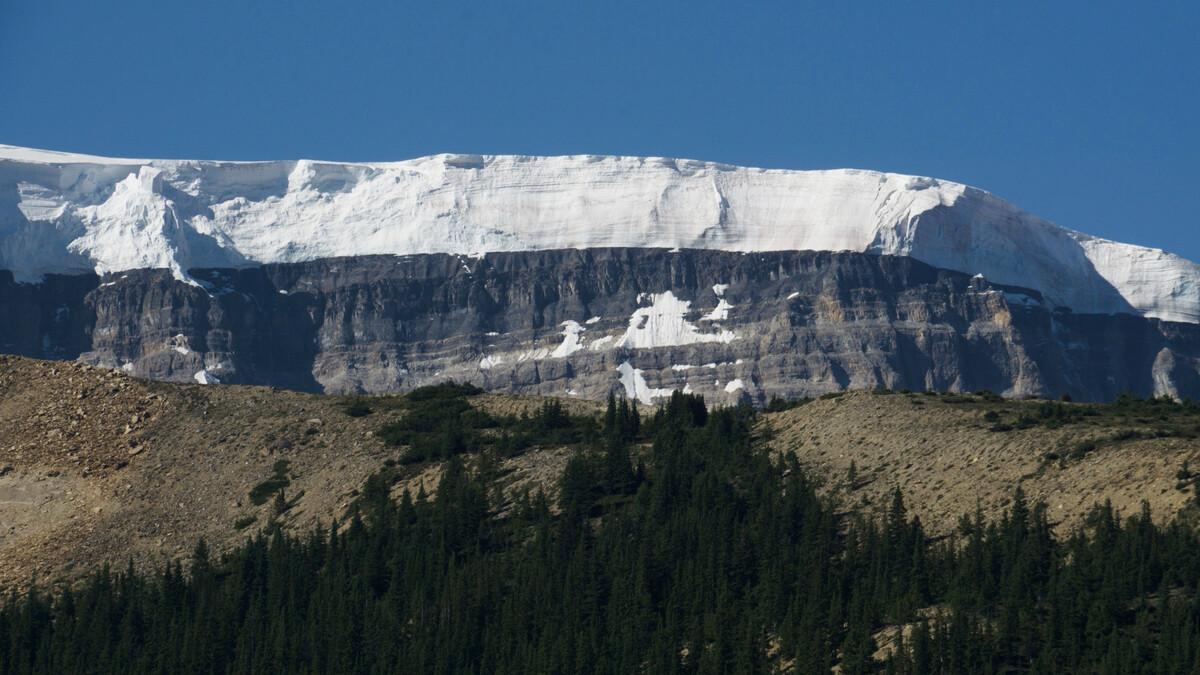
[0,248,1197,403]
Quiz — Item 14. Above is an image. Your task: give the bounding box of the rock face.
[1,248,1197,403]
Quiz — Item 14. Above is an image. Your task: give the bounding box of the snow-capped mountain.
[2,144,1197,324]
[2,144,1198,404]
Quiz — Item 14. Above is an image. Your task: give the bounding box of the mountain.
[2,145,1198,402]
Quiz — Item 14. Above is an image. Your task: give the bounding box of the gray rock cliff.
[1,248,1197,403]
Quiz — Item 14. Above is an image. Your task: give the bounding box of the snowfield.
[1,144,1197,323]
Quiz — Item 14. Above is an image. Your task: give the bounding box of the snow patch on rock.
[617,361,673,405]
[589,335,615,351]
[615,291,736,349]
[193,369,220,385]
[550,320,585,358]
[701,298,734,322]
[169,334,191,355]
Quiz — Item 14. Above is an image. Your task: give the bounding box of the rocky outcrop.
[1,249,1198,403]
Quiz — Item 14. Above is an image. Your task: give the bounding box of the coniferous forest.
[3,388,1200,674]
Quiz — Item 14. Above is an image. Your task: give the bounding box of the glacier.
[1,144,1197,323]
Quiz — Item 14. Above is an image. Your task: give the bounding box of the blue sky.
[2,1,1198,260]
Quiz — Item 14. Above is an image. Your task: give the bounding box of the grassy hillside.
[762,390,1200,534]
[0,356,593,588]
[3,354,1199,589]
[3,381,1200,673]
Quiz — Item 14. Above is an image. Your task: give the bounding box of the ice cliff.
[1,144,1196,323]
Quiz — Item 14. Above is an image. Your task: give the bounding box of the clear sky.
[2,1,1197,260]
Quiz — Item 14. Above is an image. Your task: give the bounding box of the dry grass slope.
[0,355,593,588]
[761,390,1200,534]
[3,353,1198,589]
